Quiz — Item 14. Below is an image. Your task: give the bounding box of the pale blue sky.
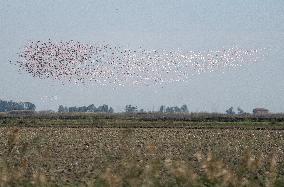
[0,0,284,112]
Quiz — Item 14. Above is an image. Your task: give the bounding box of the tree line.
[57,104,190,113]
[159,105,189,113]
[124,104,189,113]
[226,106,245,115]
[0,98,262,115]
[0,99,36,112]
[58,104,114,113]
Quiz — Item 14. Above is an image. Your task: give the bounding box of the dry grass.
[0,118,283,186]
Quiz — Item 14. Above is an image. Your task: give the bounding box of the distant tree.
[69,106,77,112]
[173,106,181,113]
[165,107,170,113]
[180,104,189,113]
[58,104,115,113]
[139,109,144,113]
[226,107,235,115]
[165,107,174,113]
[24,102,36,111]
[159,105,165,113]
[58,105,65,113]
[102,104,109,113]
[87,104,96,112]
[78,106,87,112]
[125,105,138,113]
[58,105,68,113]
[237,107,244,114]
[0,100,7,112]
[97,106,102,112]
[162,105,189,113]
[0,99,36,112]
[108,107,114,113]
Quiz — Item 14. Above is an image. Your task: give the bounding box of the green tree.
[58,105,65,113]
[180,104,189,113]
[237,107,244,114]
[108,107,114,113]
[226,107,235,115]
[159,105,165,113]
[125,105,138,113]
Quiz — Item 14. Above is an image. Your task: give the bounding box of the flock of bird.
[14,40,265,86]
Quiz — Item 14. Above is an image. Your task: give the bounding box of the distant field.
[1,112,284,129]
[0,114,284,186]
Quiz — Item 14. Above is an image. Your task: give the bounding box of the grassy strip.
[0,117,284,130]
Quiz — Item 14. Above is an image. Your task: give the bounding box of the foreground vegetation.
[0,114,283,186]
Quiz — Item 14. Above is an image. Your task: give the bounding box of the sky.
[0,0,284,112]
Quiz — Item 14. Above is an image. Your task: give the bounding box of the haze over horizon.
[0,0,284,113]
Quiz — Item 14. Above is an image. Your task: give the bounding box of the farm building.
[253,108,269,115]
